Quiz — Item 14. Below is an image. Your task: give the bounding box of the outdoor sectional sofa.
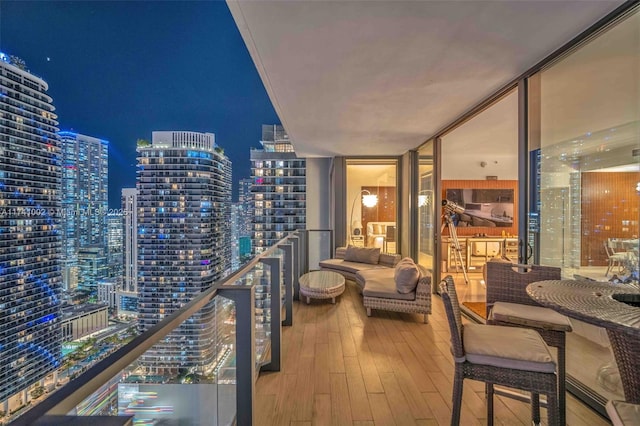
[319,246,400,283]
[319,246,432,323]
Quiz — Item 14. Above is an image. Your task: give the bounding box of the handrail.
[12,233,299,425]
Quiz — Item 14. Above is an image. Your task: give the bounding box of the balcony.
[11,229,608,426]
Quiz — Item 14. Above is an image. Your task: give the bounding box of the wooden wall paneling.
[580,172,639,266]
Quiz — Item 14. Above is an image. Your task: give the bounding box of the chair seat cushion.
[606,400,640,426]
[360,269,415,301]
[490,302,572,332]
[463,323,556,373]
[319,259,387,275]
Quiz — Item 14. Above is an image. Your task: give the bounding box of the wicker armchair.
[440,276,559,426]
[485,261,570,425]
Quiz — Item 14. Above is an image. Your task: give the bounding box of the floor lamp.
[349,189,378,245]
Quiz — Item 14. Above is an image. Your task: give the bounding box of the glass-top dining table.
[527,279,640,403]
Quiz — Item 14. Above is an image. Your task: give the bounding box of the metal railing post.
[217,286,255,426]
[289,236,300,301]
[298,230,309,274]
[277,243,293,327]
[259,257,281,372]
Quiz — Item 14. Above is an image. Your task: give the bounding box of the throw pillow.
[394,257,420,294]
[345,246,381,265]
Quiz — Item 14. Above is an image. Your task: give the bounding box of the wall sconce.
[350,189,378,244]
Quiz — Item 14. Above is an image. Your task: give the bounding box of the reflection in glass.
[532,10,640,403]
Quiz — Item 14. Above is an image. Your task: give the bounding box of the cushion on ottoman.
[361,269,415,301]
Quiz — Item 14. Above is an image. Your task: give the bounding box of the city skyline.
[0,1,279,206]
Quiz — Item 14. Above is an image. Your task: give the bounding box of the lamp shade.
[362,194,378,208]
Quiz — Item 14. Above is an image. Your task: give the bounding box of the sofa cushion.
[335,246,347,259]
[320,258,387,275]
[360,269,415,301]
[379,253,401,268]
[345,246,380,265]
[394,258,420,294]
[463,323,556,373]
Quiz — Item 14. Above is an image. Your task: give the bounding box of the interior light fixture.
[418,190,432,207]
[362,193,378,208]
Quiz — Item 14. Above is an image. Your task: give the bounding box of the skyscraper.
[137,131,231,372]
[121,188,138,294]
[238,177,253,238]
[59,131,108,290]
[0,53,62,403]
[250,125,306,254]
[106,212,123,279]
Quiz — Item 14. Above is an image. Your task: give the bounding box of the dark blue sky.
[0,1,279,207]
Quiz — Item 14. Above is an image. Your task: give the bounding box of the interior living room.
[346,160,398,254]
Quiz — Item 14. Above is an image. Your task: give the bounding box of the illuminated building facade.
[137,131,231,371]
[59,131,108,290]
[250,124,306,254]
[121,188,138,294]
[106,212,123,278]
[0,52,62,403]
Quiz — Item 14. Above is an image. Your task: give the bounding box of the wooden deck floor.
[255,280,609,426]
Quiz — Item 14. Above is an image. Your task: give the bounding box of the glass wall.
[438,89,519,314]
[345,160,398,253]
[530,9,639,403]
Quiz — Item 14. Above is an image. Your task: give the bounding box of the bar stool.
[485,261,571,426]
[606,400,640,426]
[440,276,559,426]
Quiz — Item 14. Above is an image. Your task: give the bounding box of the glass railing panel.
[55,294,234,425]
[11,232,297,425]
[229,261,271,370]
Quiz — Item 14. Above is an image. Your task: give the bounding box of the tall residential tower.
[137,131,231,371]
[250,125,306,254]
[0,53,62,403]
[59,131,108,290]
[121,188,138,294]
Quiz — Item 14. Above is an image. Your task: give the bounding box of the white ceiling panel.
[228,0,624,157]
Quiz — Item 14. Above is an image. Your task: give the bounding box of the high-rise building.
[106,213,123,279]
[237,177,253,238]
[239,177,252,204]
[137,131,231,372]
[250,125,306,254]
[121,188,138,294]
[0,53,62,403]
[77,246,108,291]
[230,203,242,270]
[59,131,108,290]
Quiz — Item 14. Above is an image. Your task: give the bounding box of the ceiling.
[227,0,624,157]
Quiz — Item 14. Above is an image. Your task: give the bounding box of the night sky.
[0,1,279,207]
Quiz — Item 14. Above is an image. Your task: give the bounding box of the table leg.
[331,297,335,304]
[306,296,310,305]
